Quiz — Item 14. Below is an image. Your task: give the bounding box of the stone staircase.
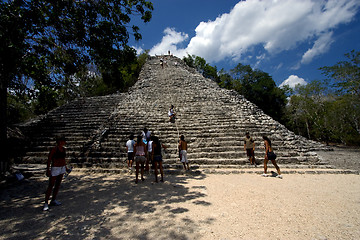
[17,94,126,163]
[14,55,344,175]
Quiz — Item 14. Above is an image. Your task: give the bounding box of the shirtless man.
[179,135,189,170]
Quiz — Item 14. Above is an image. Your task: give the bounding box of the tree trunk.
[0,77,8,176]
[305,119,311,140]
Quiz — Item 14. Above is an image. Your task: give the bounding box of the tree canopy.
[229,63,287,122]
[320,50,360,97]
[286,50,360,145]
[2,0,153,97]
[1,0,153,175]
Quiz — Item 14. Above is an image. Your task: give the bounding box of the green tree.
[286,80,331,142]
[183,54,195,68]
[194,56,206,73]
[286,78,360,145]
[218,69,233,89]
[320,50,360,96]
[230,63,287,122]
[183,54,219,81]
[203,63,219,82]
[319,50,360,144]
[0,0,153,175]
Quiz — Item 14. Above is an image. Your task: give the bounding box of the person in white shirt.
[141,127,151,144]
[147,138,153,171]
[125,134,135,170]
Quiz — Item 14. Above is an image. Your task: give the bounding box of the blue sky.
[129,0,360,87]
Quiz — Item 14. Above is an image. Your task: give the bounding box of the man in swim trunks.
[179,135,189,170]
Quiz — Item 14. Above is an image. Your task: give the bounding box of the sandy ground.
[1,170,359,240]
[1,146,359,240]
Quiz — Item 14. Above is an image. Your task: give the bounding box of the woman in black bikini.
[262,135,282,179]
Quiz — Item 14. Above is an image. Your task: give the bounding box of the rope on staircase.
[163,59,181,156]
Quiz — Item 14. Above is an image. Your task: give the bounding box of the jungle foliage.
[1,0,153,174]
[2,0,153,123]
[287,50,360,145]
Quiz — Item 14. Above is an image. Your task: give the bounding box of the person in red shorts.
[43,136,70,211]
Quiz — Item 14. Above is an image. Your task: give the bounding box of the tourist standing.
[134,135,147,183]
[151,135,166,182]
[147,136,153,171]
[142,127,151,144]
[126,134,135,170]
[178,135,182,162]
[179,135,189,170]
[142,128,151,171]
[244,132,256,165]
[262,135,282,179]
[43,136,69,211]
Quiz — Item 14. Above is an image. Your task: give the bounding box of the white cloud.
[150,0,359,66]
[255,53,266,68]
[301,31,334,64]
[275,63,283,71]
[149,28,188,56]
[280,75,307,88]
[132,46,144,55]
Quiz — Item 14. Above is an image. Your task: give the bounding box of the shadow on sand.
[1,171,211,239]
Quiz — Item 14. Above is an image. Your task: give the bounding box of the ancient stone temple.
[15,55,330,173]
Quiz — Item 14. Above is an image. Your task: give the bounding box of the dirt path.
[1,171,359,240]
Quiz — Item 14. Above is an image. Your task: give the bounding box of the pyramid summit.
[15,55,331,173]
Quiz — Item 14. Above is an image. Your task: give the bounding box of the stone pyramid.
[16,55,330,173]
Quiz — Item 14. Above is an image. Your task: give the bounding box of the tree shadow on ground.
[0,171,213,239]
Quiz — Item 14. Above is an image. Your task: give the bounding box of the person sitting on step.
[168,105,176,123]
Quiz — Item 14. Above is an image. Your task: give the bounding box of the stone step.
[20,149,320,161]
[12,164,359,178]
[71,166,359,175]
